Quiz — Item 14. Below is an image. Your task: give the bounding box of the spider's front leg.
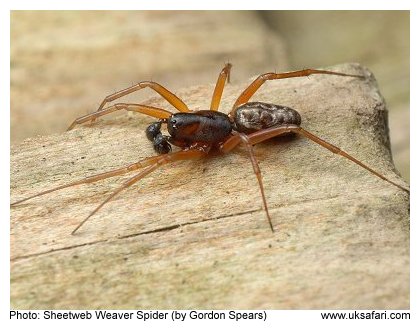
[68,80,191,130]
[67,103,173,130]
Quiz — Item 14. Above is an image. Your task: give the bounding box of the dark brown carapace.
[11,64,409,235]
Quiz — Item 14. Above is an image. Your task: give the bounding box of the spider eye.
[170,119,176,124]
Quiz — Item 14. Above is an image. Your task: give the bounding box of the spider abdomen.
[233,102,301,133]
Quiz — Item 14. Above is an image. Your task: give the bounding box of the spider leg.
[68,80,190,130]
[71,148,207,235]
[224,125,409,193]
[220,132,274,232]
[210,63,232,111]
[10,152,176,206]
[229,69,364,117]
[67,103,173,130]
[98,81,189,113]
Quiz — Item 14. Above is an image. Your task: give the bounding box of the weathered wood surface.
[10,63,409,309]
[11,11,287,142]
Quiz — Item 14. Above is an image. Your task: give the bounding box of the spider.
[11,63,409,235]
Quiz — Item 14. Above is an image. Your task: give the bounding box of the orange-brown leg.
[223,125,409,193]
[229,69,364,117]
[68,80,190,130]
[210,63,232,111]
[67,103,173,130]
[220,132,274,232]
[10,149,207,234]
[71,148,207,234]
[97,81,189,113]
[10,152,176,206]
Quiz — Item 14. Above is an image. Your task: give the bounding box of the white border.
[3,1,417,330]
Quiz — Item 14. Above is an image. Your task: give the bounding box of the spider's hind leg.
[229,68,364,118]
[225,125,409,193]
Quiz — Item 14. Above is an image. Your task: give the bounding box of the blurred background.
[10,11,409,181]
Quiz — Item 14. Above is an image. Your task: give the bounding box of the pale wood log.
[10,63,409,309]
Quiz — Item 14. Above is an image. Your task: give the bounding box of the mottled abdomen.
[233,102,301,133]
